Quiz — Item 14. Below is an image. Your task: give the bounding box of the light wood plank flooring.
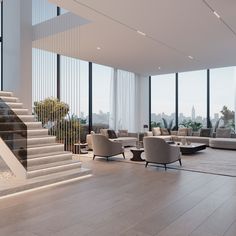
[0,156,236,236]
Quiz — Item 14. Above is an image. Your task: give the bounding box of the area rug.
[81,148,236,177]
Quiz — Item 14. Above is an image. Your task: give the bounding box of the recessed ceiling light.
[96,47,101,50]
[188,56,194,60]
[158,67,161,70]
[137,30,146,36]
[213,11,220,18]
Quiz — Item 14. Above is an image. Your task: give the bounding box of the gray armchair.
[91,134,125,160]
[143,137,181,170]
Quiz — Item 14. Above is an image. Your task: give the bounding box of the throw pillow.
[152,127,161,136]
[161,128,170,135]
[216,128,231,138]
[187,128,193,136]
[107,129,117,139]
[177,128,188,136]
[200,128,212,137]
[118,129,128,137]
[100,129,108,137]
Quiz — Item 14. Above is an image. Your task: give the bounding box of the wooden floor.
[0,156,236,236]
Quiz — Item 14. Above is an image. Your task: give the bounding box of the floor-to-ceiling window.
[92,63,113,131]
[151,74,175,129]
[178,70,207,130]
[210,67,236,131]
[32,49,57,103]
[60,57,89,143]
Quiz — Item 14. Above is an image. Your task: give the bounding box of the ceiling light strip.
[73,0,196,61]
[202,0,236,37]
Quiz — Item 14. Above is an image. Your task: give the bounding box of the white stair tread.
[24,167,91,183]
[27,129,48,136]
[0,91,13,97]
[0,96,18,102]
[28,142,61,148]
[28,136,56,141]
[27,136,56,146]
[27,135,55,139]
[27,143,63,150]
[12,109,29,115]
[28,159,79,171]
[27,152,72,166]
[27,151,70,159]
[27,161,82,178]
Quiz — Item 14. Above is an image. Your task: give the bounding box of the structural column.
[3,0,32,112]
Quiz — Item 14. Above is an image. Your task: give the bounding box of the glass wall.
[32,49,57,103]
[178,70,207,130]
[60,57,89,142]
[151,74,175,129]
[92,63,113,131]
[210,67,236,131]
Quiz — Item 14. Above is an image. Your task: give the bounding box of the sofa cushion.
[209,138,236,149]
[152,127,161,136]
[178,128,188,136]
[161,128,170,135]
[118,129,128,137]
[107,129,117,139]
[113,137,137,147]
[185,136,210,146]
[187,128,193,136]
[100,129,109,137]
[200,128,212,137]
[216,128,231,138]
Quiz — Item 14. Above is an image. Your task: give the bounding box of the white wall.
[3,0,32,112]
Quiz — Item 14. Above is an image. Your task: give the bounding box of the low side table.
[74,143,88,154]
[130,148,145,162]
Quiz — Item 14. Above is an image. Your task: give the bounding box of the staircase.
[0,91,91,191]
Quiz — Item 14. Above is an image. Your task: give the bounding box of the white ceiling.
[44,0,236,76]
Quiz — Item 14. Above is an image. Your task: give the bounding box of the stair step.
[27,143,64,155]
[0,91,13,97]
[27,136,56,146]
[27,129,48,137]
[27,151,67,159]
[0,96,18,103]
[27,152,72,167]
[18,115,36,122]
[1,102,23,109]
[28,159,77,171]
[0,168,92,197]
[0,121,42,130]
[12,108,29,115]
[25,122,42,129]
[27,161,82,178]
[0,115,35,122]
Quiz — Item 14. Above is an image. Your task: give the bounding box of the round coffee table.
[130,148,145,162]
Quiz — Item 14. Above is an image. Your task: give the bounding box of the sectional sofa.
[145,127,236,150]
[86,129,138,150]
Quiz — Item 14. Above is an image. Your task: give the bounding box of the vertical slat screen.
[32,1,86,153]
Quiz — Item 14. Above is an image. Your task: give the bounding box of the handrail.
[0,98,28,169]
